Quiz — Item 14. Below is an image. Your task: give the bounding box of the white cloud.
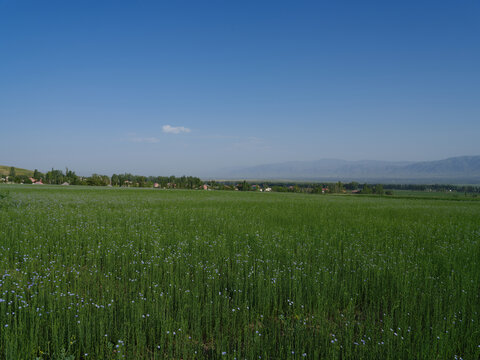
[162,125,191,134]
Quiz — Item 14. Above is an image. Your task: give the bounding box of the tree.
[45,168,65,184]
[62,168,80,185]
[345,181,359,190]
[87,174,110,186]
[137,176,147,187]
[111,174,120,186]
[362,184,372,194]
[33,169,44,180]
[332,181,344,193]
[9,167,16,177]
[374,184,384,195]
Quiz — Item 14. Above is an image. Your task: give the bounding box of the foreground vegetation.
[0,185,479,359]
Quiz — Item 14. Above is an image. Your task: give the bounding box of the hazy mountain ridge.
[3,156,480,184]
[224,156,480,184]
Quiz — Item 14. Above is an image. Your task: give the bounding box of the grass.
[0,185,479,359]
[387,189,479,200]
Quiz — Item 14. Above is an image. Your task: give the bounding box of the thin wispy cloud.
[130,137,160,143]
[162,125,191,134]
[230,136,271,151]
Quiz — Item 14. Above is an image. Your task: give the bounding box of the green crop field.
[0,185,479,359]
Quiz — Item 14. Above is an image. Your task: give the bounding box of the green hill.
[0,165,34,177]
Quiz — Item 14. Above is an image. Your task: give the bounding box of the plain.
[0,185,479,359]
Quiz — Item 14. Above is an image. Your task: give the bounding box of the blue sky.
[1,0,479,176]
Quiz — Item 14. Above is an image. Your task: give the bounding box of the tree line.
[1,167,203,189]
[2,167,480,194]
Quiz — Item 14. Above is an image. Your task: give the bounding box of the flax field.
[0,185,479,359]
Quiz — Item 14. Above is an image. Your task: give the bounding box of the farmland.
[0,185,479,359]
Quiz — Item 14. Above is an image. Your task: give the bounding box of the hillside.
[0,165,34,177]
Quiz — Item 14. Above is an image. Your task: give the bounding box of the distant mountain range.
[221,156,480,184]
[3,156,480,184]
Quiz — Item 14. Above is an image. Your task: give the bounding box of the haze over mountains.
[221,156,480,184]
[2,156,480,185]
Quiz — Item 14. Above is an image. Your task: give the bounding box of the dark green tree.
[345,181,359,190]
[111,174,120,186]
[33,169,44,180]
[362,184,372,194]
[374,184,384,195]
[332,181,344,193]
[87,174,110,186]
